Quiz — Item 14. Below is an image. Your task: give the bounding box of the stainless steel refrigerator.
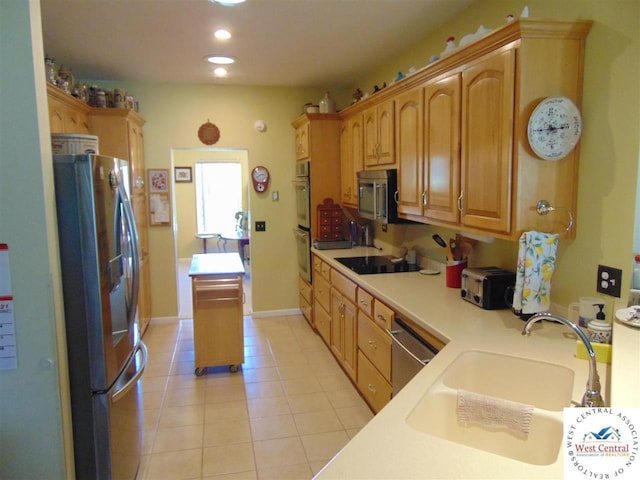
[53,154,147,480]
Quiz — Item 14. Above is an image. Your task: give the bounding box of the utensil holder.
[446,260,467,288]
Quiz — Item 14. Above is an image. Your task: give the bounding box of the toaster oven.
[460,267,516,310]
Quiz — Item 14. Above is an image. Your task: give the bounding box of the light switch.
[272,191,279,201]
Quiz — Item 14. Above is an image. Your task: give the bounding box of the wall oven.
[293,161,311,231]
[294,160,312,283]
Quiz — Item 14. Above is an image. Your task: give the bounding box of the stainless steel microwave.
[357,169,411,226]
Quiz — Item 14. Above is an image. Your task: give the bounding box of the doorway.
[171,148,251,318]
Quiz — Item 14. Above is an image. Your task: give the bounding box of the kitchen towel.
[457,389,534,437]
[512,231,559,315]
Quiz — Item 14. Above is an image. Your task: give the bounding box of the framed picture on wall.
[148,169,169,193]
[147,169,171,226]
[174,166,192,183]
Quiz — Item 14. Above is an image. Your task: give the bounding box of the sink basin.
[440,350,574,411]
[406,351,575,465]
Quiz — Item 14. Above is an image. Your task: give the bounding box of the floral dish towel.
[512,231,559,314]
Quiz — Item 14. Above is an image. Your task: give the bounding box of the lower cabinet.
[357,350,393,413]
[191,274,244,374]
[309,254,395,412]
[314,298,332,346]
[298,275,313,327]
[329,270,358,381]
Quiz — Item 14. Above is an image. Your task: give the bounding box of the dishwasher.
[387,317,439,395]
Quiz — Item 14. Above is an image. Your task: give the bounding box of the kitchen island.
[311,247,626,479]
[189,253,245,375]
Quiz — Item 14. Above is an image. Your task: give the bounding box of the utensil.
[432,234,453,260]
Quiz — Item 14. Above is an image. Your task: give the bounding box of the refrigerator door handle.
[119,184,140,327]
[112,342,147,403]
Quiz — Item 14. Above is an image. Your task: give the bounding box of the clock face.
[252,167,268,182]
[251,166,270,192]
[527,96,582,161]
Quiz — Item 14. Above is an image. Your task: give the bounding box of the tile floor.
[138,313,374,479]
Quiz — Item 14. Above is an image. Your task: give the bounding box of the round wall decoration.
[527,96,582,161]
[198,121,220,145]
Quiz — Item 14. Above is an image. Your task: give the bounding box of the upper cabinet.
[47,84,90,134]
[341,19,592,240]
[294,121,310,160]
[89,109,147,196]
[459,48,515,234]
[291,113,342,239]
[340,114,363,208]
[363,100,395,168]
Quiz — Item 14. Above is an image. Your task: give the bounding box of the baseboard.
[149,316,180,325]
[251,308,303,318]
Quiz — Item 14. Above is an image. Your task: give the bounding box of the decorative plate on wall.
[198,121,220,145]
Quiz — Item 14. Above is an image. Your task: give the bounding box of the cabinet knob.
[368,340,377,350]
[135,176,145,189]
[367,383,377,393]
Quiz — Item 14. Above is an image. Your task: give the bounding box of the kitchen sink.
[439,350,574,410]
[406,351,575,465]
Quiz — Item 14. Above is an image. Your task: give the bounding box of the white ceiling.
[39,0,476,88]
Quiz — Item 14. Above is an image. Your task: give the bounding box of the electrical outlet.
[596,265,622,297]
[255,221,266,232]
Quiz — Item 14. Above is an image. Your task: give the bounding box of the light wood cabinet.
[340,19,591,240]
[339,114,363,207]
[357,350,393,413]
[47,84,90,134]
[364,100,395,167]
[291,114,342,242]
[357,312,392,381]
[459,48,515,234]
[89,109,147,196]
[89,108,151,334]
[191,273,244,374]
[396,88,424,217]
[397,72,462,224]
[423,73,461,223]
[294,121,309,160]
[329,270,357,380]
[299,275,313,327]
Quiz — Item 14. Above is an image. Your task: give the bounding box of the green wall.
[0,1,70,478]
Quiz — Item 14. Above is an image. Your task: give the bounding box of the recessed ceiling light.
[214,29,231,40]
[213,67,228,78]
[210,0,246,6]
[205,55,235,65]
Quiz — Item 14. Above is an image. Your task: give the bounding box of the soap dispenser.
[587,304,612,344]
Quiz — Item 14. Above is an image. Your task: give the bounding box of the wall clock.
[527,96,582,161]
[251,166,270,192]
[198,121,220,145]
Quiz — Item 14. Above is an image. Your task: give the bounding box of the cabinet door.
[363,107,379,167]
[295,122,310,160]
[340,115,363,207]
[461,49,515,234]
[342,297,357,380]
[396,88,423,217]
[377,100,395,165]
[48,97,89,134]
[423,72,461,223]
[314,298,331,345]
[127,120,146,196]
[330,287,343,360]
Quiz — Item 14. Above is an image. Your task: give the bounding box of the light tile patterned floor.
[138,315,373,479]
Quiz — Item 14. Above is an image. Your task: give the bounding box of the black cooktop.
[335,255,420,275]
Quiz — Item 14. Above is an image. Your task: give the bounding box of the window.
[195,162,242,234]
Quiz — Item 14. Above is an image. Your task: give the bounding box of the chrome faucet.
[522,312,605,407]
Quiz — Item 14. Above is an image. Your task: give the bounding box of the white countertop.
[188,252,245,276]
[311,247,636,479]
